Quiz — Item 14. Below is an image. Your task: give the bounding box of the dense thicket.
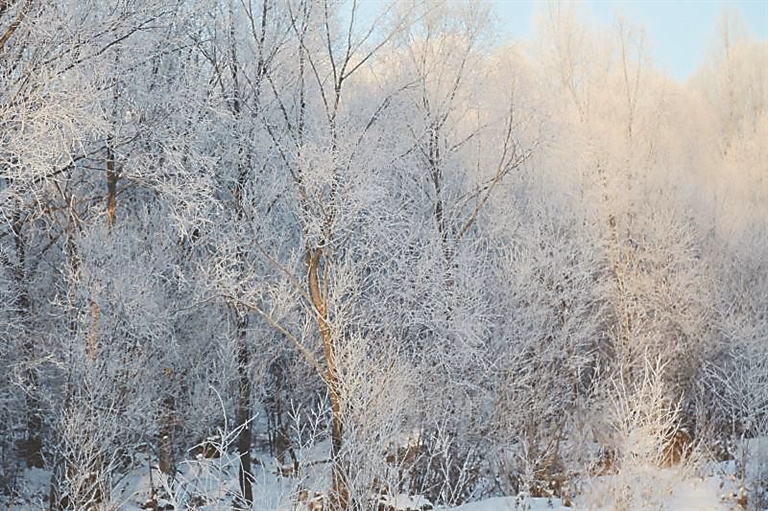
[1,1,766,509]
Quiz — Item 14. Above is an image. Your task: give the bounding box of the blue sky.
[491,0,768,82]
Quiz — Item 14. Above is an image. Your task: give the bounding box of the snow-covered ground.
[439,470,739,511]
[1,443,761,510]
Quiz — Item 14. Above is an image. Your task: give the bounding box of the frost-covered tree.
[1,1,766,509]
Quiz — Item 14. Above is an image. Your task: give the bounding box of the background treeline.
[0,0,766,509]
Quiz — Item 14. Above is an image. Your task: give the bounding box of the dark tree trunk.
[11,212,44,468]
[106,134,118,230]
[235,312,253,509]
[158,393,176,476]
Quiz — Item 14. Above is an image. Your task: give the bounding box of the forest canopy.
[1,1,766,509]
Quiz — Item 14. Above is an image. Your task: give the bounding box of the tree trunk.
[158,392,175,476]
[87,297,100,362]
[307,247,348,510]
[235,312,254,509]
[106,134,118,230]
[11,212,44,468]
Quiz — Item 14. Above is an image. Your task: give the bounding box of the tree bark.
[234,312,254,509]
[307,247,348,510]
[106,134,118,229]
[11,211,44,468]
[158,385,176,477]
